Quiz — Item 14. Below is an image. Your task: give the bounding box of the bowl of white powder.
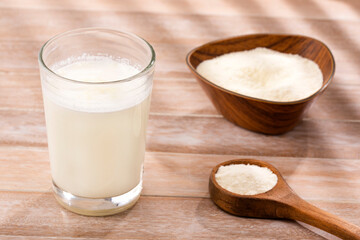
[186,34,335,134]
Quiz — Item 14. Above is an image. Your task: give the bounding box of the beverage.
[44,58,150,199]
[39,28,155,216]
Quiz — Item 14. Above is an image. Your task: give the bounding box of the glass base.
[52,181,142,216]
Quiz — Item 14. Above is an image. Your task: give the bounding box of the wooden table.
[1,0,359,239]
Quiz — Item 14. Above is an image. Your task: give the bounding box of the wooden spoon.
[209,159,360,239]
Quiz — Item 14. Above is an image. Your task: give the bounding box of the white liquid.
[43,57,150,198]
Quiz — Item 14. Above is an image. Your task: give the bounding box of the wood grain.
[2,148,360,203]
[0,13,360,77]
[1,191,358,240]
[0,0,360,238]
[148,116,360,159]
[1,0,359,21]
[0,237,90,240]
[2,110,359,159]
[2,71,360,121]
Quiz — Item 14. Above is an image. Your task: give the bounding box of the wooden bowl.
[186,34,335,135]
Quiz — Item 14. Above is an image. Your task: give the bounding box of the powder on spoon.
[215,164,278,195]
[196,47,323,102]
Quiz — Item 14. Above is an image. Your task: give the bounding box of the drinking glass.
[38,28,155,216]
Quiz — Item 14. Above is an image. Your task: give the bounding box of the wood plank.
[0,7,359,72]
[0,110,46,148]
[1,110,358,159]
[1,71,360,121]
[0,10,359,77]
[0,0,358,21]
[144,153,360,201]
[1,191,354,239]
[0,73,217,116]
[0,236,91,240]
[146,115,360,159]
[308,80,360,121]
[0,148,51,192]
[1,39,359,80]
[2,148,360,203]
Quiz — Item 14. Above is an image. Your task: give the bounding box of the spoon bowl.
[209,159,360,239]
[209,158,290,219]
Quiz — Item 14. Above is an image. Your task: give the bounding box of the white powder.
[215,164,278,195]
[196,47,323,102]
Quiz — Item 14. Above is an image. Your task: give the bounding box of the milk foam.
[42,55,152,112]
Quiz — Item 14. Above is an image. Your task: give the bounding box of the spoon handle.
[282,193,360,239]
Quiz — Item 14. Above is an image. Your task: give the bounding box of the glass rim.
[38,27,156,85]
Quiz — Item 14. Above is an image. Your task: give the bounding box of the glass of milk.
[38,28,155,216]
